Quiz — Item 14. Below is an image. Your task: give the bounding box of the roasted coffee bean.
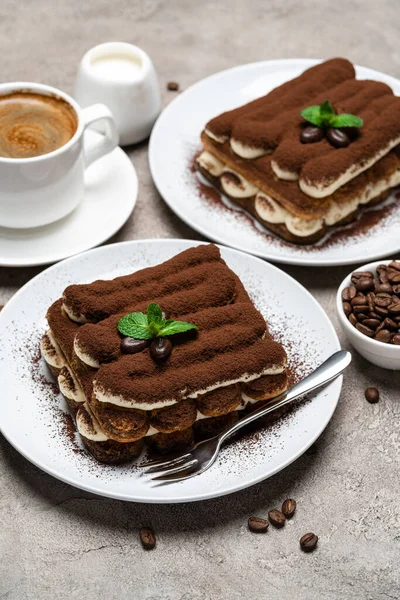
[341,286,357,301]
[150,337,172,360]
[366,292,375,312]
[268,509,286,527]
[392,334,400,345]
[377,264,388,273]
[167,81,179,91]
[120,337,149,354]
[362,319,380,330]
[375,306,389,317]
[389,260,400,271]
[388,271,400,283]
[388,303,400,315]
[375,283,392,294]
[355,323,374,337]
[351,296,368,307]
[375,296,392,308]
[282,498,296,519]
[140,527,156,550]
[300,533,318,552]
[365,387,379,404]
[357,313,368,322]
[349,313,358,327]
[343,302,352,316]
[392,284,400,295]
[391,295,400,304]
[382,317,398,330]
[370,311,383,321]
[352,271,374,280]
[248,517,269,533]
[376,292,392,298]
[300,126,324,144]
[355,277,374,292]
[379,270,389,284]
[353,305,368,314]
[375,329,392,343]
[326,127,349,148]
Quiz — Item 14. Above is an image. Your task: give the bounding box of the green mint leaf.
[319,100,335,127]
[118,312,152,340]
[300,105,323,127]
[330,114,363,128]
[158,321,198,337]
[147,302,163,324]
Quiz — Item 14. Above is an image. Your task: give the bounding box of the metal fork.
[141,349,351,483]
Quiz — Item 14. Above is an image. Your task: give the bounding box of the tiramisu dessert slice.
[41,245,288,463]
[197,57,400,244]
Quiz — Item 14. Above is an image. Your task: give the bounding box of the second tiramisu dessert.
[197,57,400,244]
[41,244,288,463]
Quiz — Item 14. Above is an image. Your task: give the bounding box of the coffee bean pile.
[342,261,400,344]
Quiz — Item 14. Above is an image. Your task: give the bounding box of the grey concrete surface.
[0,1,400,599]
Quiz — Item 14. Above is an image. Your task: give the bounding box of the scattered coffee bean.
[300,126,324,144]
[327,127,349,148]
[150,337,172,360]
[268,509,286,528]
[375,329,392,343]
[120,337,149,354]
[167,81,179,91]
[300,532,318,552]
[140,526,156,550]
[281,498,296,519]
[248,517,269,533]
[365,387,379,404]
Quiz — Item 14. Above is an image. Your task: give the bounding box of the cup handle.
[81,104,119,168]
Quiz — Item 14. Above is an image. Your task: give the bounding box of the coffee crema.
[0,92,78,159]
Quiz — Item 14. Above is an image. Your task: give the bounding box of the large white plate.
[0,131,138,267]
[0,239,341,503]
[149,59,400,267]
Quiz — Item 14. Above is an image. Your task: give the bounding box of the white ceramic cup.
[0,82,119,229]
[74,42,161,146]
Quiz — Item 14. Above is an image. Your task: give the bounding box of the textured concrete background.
[0,1,400,599]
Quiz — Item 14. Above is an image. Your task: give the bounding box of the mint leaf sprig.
[300,100,363,129]
[118,303,198,340]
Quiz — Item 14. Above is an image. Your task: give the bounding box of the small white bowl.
[336,259,400,369]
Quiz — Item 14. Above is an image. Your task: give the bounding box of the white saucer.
[149,58,400,267]
[0,239,341,503]
[0,131,138,267]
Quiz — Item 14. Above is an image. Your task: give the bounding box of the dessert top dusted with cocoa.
[204,58,400,199]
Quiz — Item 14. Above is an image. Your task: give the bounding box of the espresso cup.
[0,82,119,229]
[74,42,161,146]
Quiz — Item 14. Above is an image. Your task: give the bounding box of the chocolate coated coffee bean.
[355,323,374,337]
[282,498,296,518]
[365,387,379,404]
[139,527,156,550]
[392,334,400,345]
[268,509,286,527]
[300,126,324,144]
[375,329,392,343]
[300,533,318,552]
[150,337,172,360]
[248,517,269,533]
[326,127,350,148]
[120,337,149,354]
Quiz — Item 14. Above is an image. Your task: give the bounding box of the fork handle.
[218,349,351,446]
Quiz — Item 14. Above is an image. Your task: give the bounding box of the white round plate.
[0,131,138,267]
[0,240,342,503]
[149,59,400,267]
